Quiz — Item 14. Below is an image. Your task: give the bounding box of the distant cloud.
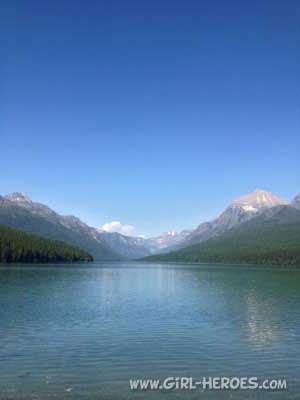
[101,221,135,236]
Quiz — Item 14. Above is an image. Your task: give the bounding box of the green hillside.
[0,225,93,263]
[144,222,300,266]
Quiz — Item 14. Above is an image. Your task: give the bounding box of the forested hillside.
[0,225,93,263]
[143,222,300,266]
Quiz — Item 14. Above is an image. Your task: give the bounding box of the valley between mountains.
[0,190,300,266]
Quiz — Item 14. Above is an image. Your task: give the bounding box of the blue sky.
[2,0,300,237]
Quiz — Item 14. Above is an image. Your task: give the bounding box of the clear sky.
[2,0,300,237]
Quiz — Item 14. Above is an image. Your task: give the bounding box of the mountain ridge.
[179,190,289,248]
[0,194,120,260]
[0,192,189,259]
[1,189,298,261]
[142,204,300,266]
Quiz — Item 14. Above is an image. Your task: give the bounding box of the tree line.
[0,225,93,263]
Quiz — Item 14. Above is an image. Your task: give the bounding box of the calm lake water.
[0,262,300,400]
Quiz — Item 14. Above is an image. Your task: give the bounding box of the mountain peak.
[5,192,32,203]
[232,190,288,212]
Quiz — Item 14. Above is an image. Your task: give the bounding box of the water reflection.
[0,263,300,399]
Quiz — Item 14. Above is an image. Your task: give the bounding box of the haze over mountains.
[0,189,299,264]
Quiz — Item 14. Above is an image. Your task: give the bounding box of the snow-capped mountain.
[145,204,300,264]
[147,230,192,250]
[232,189,288,212]
[181,190,288,247]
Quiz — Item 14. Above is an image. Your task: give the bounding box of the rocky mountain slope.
[99,231,152,258]
[180,190,288,248]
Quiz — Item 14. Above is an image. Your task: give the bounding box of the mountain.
[145,230,192,253]
[99,231,152,258]
[0,192,190,260]
[292,194,300,210]
[99,230,192,258]
[0,193,120,260]
[101,191,300,259]
[143,205,300,266]
[232,189,288,210]
[0,224,93,263]
[1,189,296,261]
[5,192,32,202]
[180,190,288,247]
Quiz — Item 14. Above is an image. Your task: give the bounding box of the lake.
[0,262,299,399]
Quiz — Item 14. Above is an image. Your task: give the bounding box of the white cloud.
[101,221,135,236]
